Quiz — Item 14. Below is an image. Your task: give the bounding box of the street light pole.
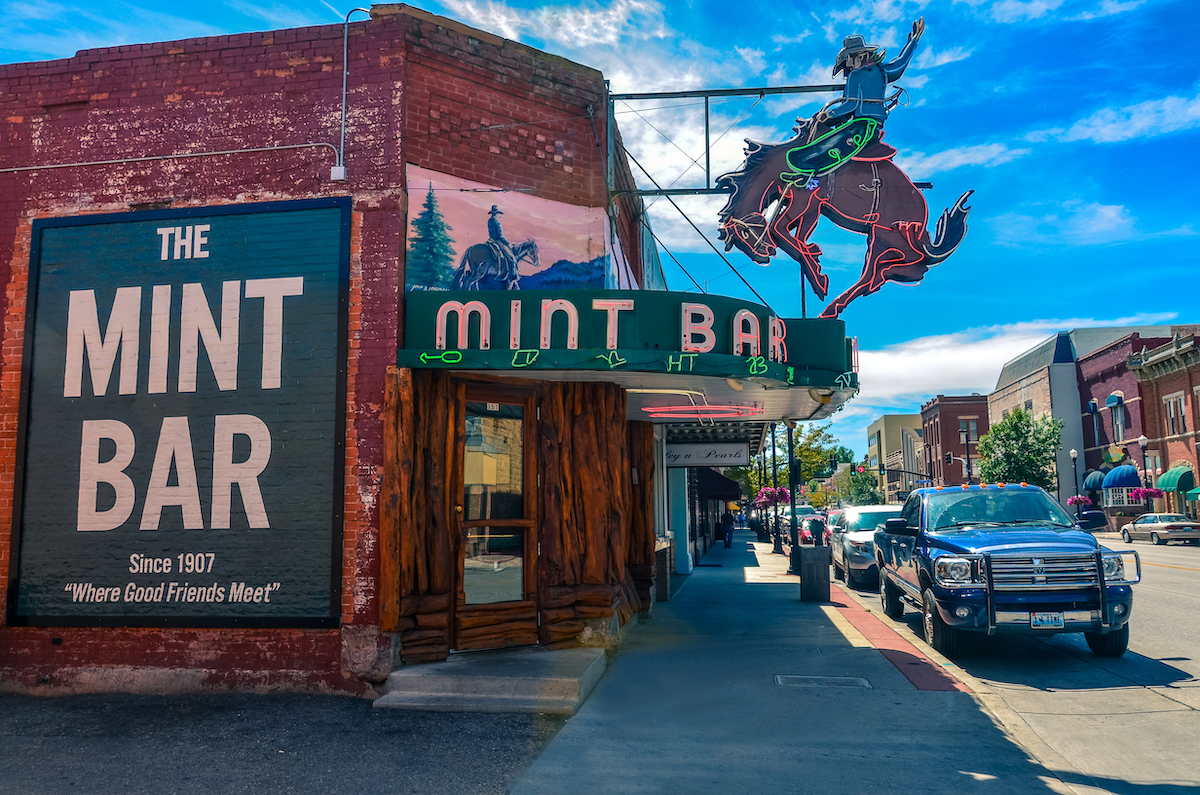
[959,428,972,485]
[1069,448,1079,515]
[1138,434,1150,512]
[771,424,783,554]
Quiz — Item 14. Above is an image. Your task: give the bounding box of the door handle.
[456,505,463,513]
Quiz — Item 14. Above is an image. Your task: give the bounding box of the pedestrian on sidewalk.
[721,510,734,548]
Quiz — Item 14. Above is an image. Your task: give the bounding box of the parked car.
[831,505,902,586]
[1120,514,1200,545]
[876,484,1141,658]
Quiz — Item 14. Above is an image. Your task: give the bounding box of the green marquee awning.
[1186,488,1200,501]
[1156,466,1196,492]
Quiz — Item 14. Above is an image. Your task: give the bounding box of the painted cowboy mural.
[717,18,972,318]
[451,205,540,290]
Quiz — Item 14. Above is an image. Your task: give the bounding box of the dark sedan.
[1120,513,1200,545]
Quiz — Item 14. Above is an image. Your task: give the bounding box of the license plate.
[1031,612,1064,629]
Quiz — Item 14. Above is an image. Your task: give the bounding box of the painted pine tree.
[406,183,455,289]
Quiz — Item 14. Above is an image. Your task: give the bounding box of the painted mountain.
[518,256,607,289]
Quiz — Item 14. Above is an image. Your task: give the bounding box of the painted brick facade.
[1076,334,1171,479]
[0,6,642,695]
[1129,336,1200,515]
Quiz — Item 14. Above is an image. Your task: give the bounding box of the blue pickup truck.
[875,484,1141,658]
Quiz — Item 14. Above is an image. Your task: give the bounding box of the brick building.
[1129,335,1200,516]
[0,7,857,695]
[1074,333,1173,518]
[920,394,988,486]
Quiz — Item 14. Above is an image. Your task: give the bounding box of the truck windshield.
[927,489,1074,531]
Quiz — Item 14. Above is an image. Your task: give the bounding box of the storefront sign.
[665,443,750,467]
[399,290,857,389]
[12,198,350,627]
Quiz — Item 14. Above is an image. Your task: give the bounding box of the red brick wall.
[0,6,627,694]
[1076,335,1170,474]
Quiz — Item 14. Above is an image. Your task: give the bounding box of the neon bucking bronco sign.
[718,18,973,319]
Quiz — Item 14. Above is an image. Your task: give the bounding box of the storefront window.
[1104,487,1136,508]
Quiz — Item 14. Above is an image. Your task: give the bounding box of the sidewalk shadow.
[895,614,1195,690]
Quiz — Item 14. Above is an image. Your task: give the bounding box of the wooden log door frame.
[448,383,540,651]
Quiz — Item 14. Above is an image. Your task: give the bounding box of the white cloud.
[989,199,1198,246]
[822,313,1181,454]
[914,46,972,69]
[1067,0,1146,19]
[1028,90,1200,144]
[989,0,1066,22]
[735,46,767,74]
[440,0,669,48]
[895,142,1031,176]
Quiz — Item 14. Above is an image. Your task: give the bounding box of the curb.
[830,580,1094,795]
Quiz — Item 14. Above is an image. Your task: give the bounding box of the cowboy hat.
[833,35,880,76]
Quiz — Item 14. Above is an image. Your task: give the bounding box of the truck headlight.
[935,557,973,586]
[1102,554,1125,581]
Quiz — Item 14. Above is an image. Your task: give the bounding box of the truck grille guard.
[964,549,1141,636]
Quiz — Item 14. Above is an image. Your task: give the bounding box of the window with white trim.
[1165,393,1187,436]
[1112,405,1126,442]
[1104,487,1137,508]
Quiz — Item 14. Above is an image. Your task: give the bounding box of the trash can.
[799,545,831,602]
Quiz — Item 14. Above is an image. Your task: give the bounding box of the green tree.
[845,467,884,505]
[406,183,455,288]
[976,408,1063,489]
[727,424,847,506]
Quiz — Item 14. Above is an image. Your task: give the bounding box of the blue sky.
[4,0,1198,457]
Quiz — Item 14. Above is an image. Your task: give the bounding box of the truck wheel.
[1084,625,1129,657]
[845,566,857,587]
[922,588,960,658]
[833,558,845,581]
[880,574,904,619]
[1151,532,1162,546]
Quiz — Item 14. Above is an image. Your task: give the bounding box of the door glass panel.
[463,527,525,604]
[464,402,524,521]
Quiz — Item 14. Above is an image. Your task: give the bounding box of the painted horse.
[451,239,540,290]
[717,116,972,318]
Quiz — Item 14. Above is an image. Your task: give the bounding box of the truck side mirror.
[883,517,917,536]
[1077,510,1107,532]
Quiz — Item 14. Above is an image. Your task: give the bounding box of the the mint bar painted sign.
[399,290,856,389]
[12,198,350,627]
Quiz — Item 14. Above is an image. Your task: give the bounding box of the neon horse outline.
[717,116,972,318]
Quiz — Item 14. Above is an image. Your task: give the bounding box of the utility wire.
[645,220,704,292]
[623,147,774,312]
[620,94,762,214]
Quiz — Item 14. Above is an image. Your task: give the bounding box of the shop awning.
[1157,466,1196,492]
[695,467,741,499]
[1083,469,1107,490]
[1186,488,1200,501]
[1101,464,1141,489]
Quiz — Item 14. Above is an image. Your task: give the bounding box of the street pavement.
[4,526,1196,794]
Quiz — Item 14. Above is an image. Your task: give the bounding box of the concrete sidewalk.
[509,528,1067,795]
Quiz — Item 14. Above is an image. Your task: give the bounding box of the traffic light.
[944,451,952,465]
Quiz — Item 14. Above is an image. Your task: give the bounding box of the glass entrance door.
[452,390,538,650]
[462,401,526,605]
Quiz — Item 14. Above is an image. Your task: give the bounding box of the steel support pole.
[771,425,782,554]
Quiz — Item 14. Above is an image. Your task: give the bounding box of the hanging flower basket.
[1066,495,1092,507]
[755,486,791,509]
[1130,487,1165,502]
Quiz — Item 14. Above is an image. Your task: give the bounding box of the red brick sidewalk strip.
[829,591,970,693]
